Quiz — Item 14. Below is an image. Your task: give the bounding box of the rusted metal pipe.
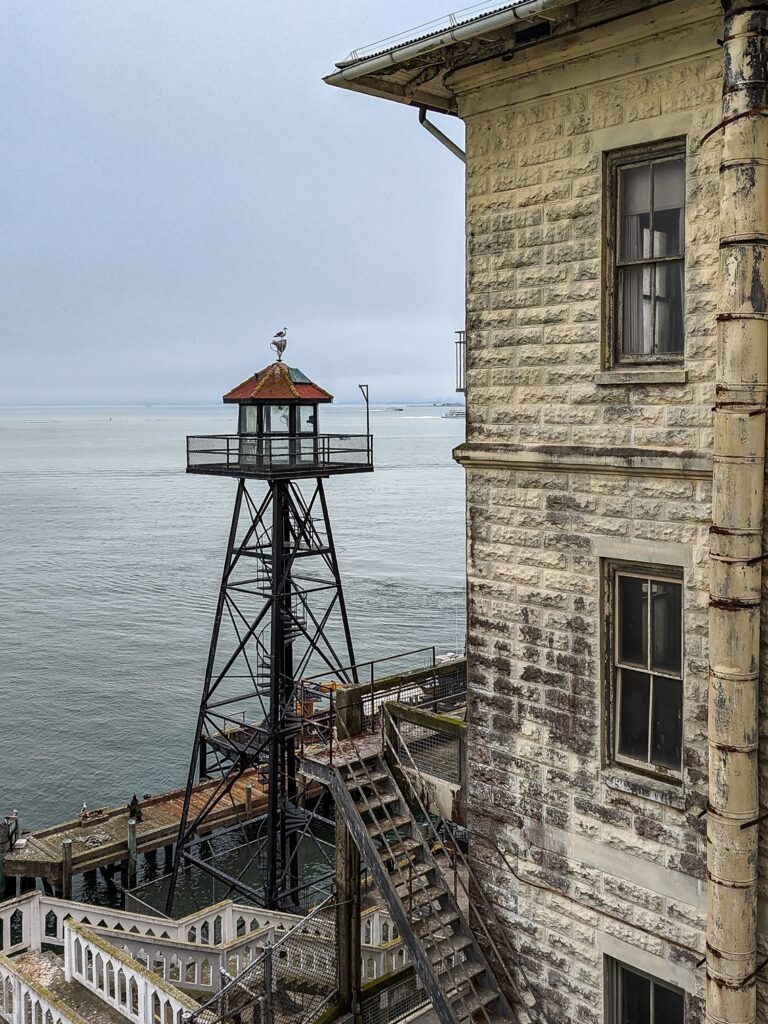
[708,4,768,1022]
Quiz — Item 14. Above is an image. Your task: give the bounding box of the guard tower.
[166,337,373,913]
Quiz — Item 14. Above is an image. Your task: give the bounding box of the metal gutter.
[325,0,571,87]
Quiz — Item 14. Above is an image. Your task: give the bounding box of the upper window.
[610,565,683,778]
[607,141,685,364]
[607,960,684,1024]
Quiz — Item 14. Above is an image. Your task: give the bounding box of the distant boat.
[442,408,466,419]
[387,406,405,412]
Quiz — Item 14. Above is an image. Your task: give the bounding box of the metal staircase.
[302,750,528,1024]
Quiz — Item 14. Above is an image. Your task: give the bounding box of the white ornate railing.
[0,953,88,1024]
[64,920,199,1024]
[0,892,409,1013]
[0,892,306,954]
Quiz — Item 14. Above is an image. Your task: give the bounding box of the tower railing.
[186,433,374,477]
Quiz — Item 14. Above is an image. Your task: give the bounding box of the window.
[607,141,685,363]
[607,960,684,1024]
[610,565,683,777]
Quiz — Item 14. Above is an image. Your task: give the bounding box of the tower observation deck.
[186,359,373,479]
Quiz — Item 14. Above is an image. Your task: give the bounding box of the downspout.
[708,3,768,1023]
[418,107,466,163]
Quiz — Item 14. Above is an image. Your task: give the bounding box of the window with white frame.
[610,565,683,777]
[607,140,685,363]
[607,960,684,1024]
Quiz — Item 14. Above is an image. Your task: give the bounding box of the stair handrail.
[330,711,503,1024]
[186,893,337,1023]
[381,703,538,1023]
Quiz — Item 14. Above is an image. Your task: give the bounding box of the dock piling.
[62,839,73,900]
[127,818,137,889]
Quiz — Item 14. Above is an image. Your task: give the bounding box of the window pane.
[651,677,683,770]
[620,164,651,261]
[652,159,684,256]
[621,266,653,356]
[299,406,316,433]
[618,670,650,761]
[620,965,651,1024]
[654,261,684,354]
[242,407,259,433]
[654,982,684,1023]
[651,580,681,674]
[266,405,289,432]
[619,576,648,666]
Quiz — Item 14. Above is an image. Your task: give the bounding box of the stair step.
[355,792,399,814]
[412,909,461,938]
[390,861,433,884]
[345,770,391,790]
[400,883,446,908]
[379,837,422,861]
[443,959,486,988]
[452,986,498,1020]
[425,932,474,961]
[366,814,410,837]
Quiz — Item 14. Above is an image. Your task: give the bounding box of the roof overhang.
[324,0,578,114]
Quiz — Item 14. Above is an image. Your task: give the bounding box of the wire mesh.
[188,899,338,1024]
[360,970,430,1024]
[394,718,462,785]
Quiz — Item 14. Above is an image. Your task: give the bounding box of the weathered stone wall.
[453,3,729,1021]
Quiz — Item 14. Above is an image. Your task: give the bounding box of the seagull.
[271,328,288,361]
[81,802,88,815]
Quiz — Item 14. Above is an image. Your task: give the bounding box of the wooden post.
[335,818,361,1019]
[245,783,253,818]
[164,844,174,867]
[0,818,10,900]
[127,818,138,890]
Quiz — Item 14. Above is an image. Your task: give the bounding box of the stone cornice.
[453,441,712,479]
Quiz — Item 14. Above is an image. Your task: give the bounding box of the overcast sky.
[0,2,466,405]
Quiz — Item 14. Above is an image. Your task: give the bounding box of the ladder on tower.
[302,749,532,1024]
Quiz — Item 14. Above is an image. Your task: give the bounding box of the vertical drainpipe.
[709,3,768,1023]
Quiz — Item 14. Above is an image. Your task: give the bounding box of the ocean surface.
[0,403,466,830]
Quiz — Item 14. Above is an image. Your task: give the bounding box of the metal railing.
[186,433,374,475]
[300,654,466,756]
[455,331,466,394]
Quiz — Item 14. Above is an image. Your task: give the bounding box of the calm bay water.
[0,404,466,829]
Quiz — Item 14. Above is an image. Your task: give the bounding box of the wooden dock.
[3,771,265,887]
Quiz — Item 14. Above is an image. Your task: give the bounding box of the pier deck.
[4,771,264,885]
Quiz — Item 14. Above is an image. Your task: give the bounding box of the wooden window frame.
[604,138,686,368]
[605,561,684,782]
[605,958,685,1024]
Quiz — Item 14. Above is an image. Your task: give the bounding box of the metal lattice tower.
[166,345,373,914]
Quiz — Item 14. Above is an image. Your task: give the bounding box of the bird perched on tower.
[271,328,287,361]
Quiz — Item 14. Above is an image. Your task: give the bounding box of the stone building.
[328,2,768,1023]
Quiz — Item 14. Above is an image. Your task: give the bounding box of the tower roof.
[223,361,334,404]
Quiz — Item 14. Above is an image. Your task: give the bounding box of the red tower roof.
[223,361,333,404]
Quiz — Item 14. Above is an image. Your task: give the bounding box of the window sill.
[594,367,687,386]
[602,766,686,809]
